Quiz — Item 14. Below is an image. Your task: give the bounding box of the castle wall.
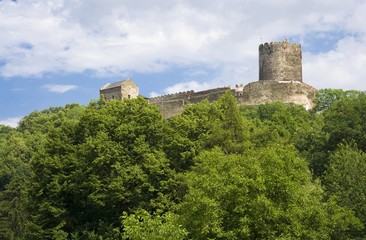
[150,80,317,118]
[236,80,316,110]
[150,99,186,119]
[149,87,230,118]
[259,40,302,82]
[188,87,230,103]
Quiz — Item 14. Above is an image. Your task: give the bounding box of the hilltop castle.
[100,40,317,118]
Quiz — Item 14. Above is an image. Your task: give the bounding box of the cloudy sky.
[1,0,366,127]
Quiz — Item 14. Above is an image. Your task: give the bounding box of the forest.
[1,88,366,239]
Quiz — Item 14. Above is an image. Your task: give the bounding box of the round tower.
[259,40,302,82]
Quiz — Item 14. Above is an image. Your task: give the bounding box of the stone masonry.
[100,78,139,101]
[259,40,302,82]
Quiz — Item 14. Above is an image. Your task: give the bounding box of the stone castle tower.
[237,40,316,110]
[259,40,302,82]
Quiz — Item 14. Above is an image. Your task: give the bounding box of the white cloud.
[42,84,78,93]
[0,0,366,91]
[0,117,22,128]
[304,35,366,90]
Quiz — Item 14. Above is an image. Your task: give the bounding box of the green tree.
[164,99,219,171]
[17,104,85,135]
[324,143,366,238]
[314,88,365,112]
[202,91,250,154]
[27,97,180,238]
[122,210,187,240]
[176,147,359,239]
[0,130,32,240]
[323,94,366,152]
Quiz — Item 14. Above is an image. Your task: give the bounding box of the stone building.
[100,40,317,117]
[100,78,139,101]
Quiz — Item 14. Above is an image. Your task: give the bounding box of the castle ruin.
[100,40,317,118]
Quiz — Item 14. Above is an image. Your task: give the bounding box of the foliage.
[1,89,366,239]
[323,94,366,152]
[165,99,218,171]
[176,147,358,239]
[314,88,365,112]
[26,97,181,238]
[324,143,366,238]
[122,210,187,240]
[202,91,250,154]
[18,104,85,135]
[0,130,32,240]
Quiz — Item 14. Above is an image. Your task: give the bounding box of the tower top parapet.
[259,39,301,51]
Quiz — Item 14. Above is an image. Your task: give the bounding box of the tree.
[0,131,32,240]
[314,88,365,112]
[324,143,366,238]
[176,147,359,239]
[165,100,218,171]
[122,210,187,240]
[323,94,366,152]
[26,97,180,238]
[202,91,250,154]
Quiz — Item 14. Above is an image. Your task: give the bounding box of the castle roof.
[100,78,135,90]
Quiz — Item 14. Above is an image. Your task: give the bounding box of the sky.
[1,0,366,127]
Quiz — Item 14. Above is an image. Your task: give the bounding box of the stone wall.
[100,79,139,101]
[149,80,317,118]
[149,87,230,118]
[236,80,316,110]
[121,80,139,99]
[259,40,302,82]
[100,87,122,101]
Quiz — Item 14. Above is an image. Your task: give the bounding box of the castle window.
[128,94,131,99]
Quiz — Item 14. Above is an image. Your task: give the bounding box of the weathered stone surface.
[149,87,230,118]
[259,40,302,82]
[236,80,316,110]
[100,79,139,101]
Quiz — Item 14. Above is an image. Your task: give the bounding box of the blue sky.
[1,0,366,127]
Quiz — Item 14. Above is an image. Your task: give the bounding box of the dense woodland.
[1,89,366,239]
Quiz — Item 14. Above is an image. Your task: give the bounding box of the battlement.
[259,40,301,54]
[149,87,230,102]
[148,87,230,118]
[149,90,194,102]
